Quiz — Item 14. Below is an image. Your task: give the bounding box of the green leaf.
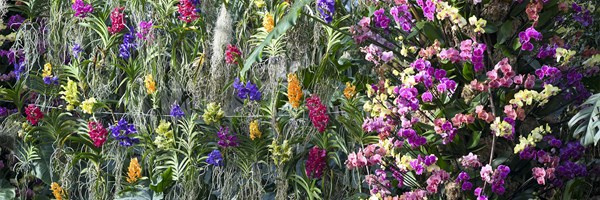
[568,93,600,146]
[240,0,312,78]
[497,20,513,44]
[468,131,481,149]
[484,24,498,34]
[0,186,15,200]
[150,167,174,193]
[462,62,474,81]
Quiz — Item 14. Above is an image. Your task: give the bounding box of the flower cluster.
[426,169,450,193]
[233,78,261,101]
[202,102,224,125]
[249,120,261,140]
[519,27,542,51]
[126,157,142,183]
[81,97,96,114]
[144,74,157,94]
[373,8,391,29]
[305,146,327,179]
[88,121,108,147]
[306,95,329,133]
[13,60,25,80]
[287,73,303,108]
[316,0,335,23]
[269,140,293,165]
[262,13,274,33]
[206,149,223,166]
[154,120,174,149]
[110,118,139,147]
[178,0,200,23]
[479,165,510,195]
[572,3,593,27]
[72,0,93,18]
[170,103,185,118]
[433,118,457,144]
[217,127,238,148]
[108,7,125,35]
[344,82,356,99]
[136,21,154,41]
[42,63,58,85]
[51,182,65,200]
[345,144,386,170]
[7,14,25,30]
[72,44,83,59]
[390,4,413,31]
[509,84,561,107]
[417,0,437,21]
[119,30,136,59]
[225,44,242,65]
[25,104,43,125]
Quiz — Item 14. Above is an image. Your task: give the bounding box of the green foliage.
[569,93,600,146]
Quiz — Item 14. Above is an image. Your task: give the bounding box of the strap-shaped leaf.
[239,0,312,78]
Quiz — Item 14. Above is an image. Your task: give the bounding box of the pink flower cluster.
[475,105,495,123]
[365,169,391,195]
[306,95,329,133]
[225,44,242,65]
[532,167,551,185]
[88,121,108,147]
[485,58,517,88]
[305,146,327,178]
[504,105,525,121]
[451,113,475,127]
[426,169,450,193]
[362,116,395,136]
[108,7,125,35]
[460,152,482,168]
[177,0,200,23]
[345,144,386,170]
[361,44,394,65]
[438,48,461,63]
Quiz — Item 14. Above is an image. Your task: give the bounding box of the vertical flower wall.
[0,0,599,200]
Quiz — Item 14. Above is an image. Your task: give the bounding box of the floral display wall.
[0,0,600,199]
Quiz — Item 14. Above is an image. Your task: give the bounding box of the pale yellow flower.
[43,63,52,77]
[81,97,97,114]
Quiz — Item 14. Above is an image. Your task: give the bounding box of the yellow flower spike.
[81,97,97,114]
[51,182,65,200]
[144,74,157,94]
[344,82,357,99]
[263,12,275,33]
[60,79,80,111]
[254,0,265,8]
[249,120,261,140]
[127,157,142,183]
[287,73,303,108]
[43,63,52,77]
